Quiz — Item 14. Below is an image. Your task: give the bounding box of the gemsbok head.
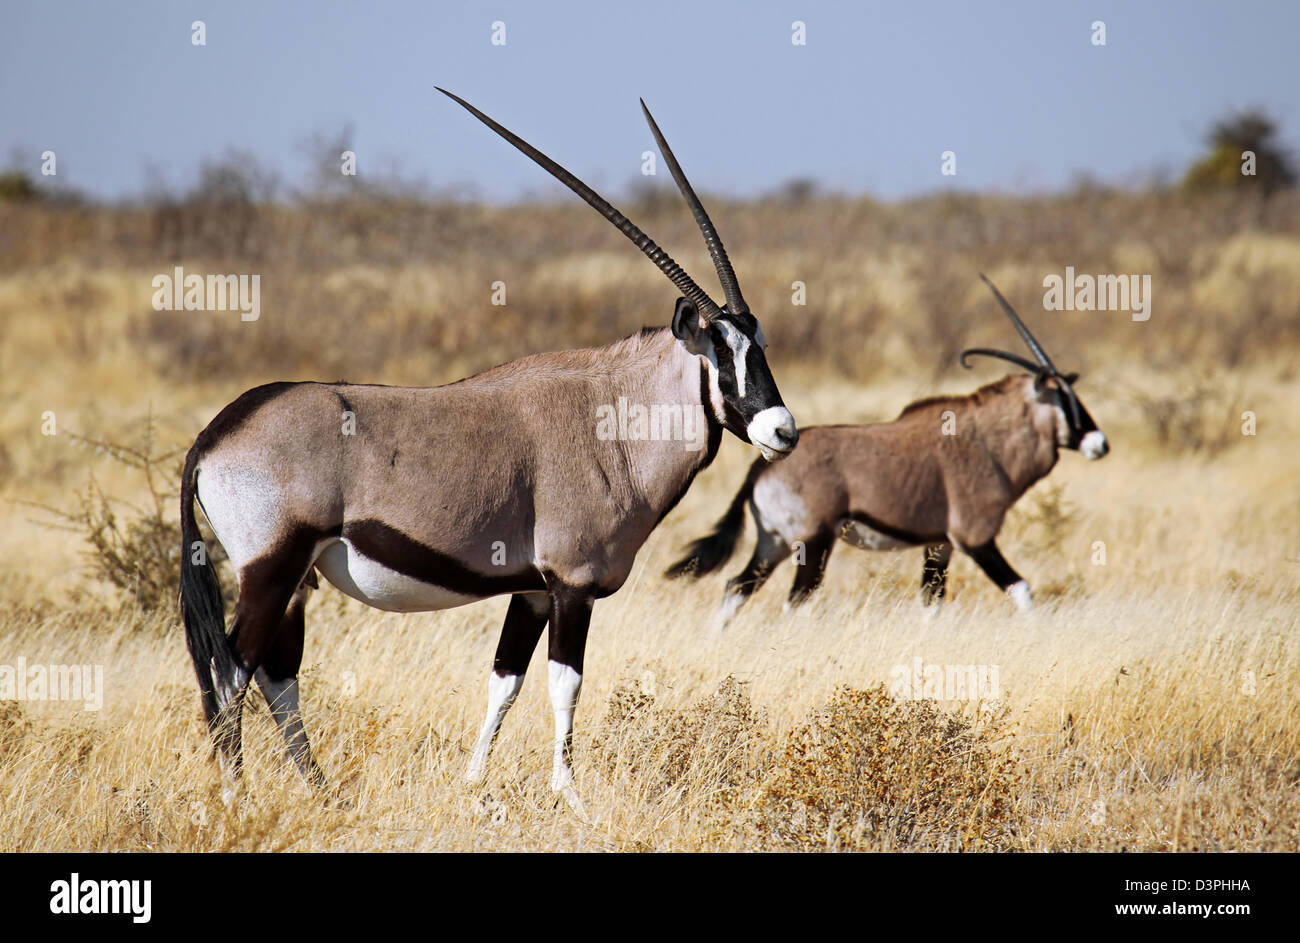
[180,90,797,809]
[666,274,1107,627]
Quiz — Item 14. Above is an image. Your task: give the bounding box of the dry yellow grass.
[1,196,1298,851]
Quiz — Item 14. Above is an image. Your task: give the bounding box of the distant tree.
[625,176,678,213]
[192,149,279,205]
[774,177,818,205]
[0,170,40,203]
[1182,110,1296,197]
[151,149,278,258]
[295,124,357,200]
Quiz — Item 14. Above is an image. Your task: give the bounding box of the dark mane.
[897,393,966,418]
[896,375,1023,418]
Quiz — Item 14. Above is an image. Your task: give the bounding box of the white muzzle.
[1080,430,1109,460]
[748,406,798,461]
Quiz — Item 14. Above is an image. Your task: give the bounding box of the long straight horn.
[640,99,748,317]
[438,88,723,320]
[979,273,1057,371]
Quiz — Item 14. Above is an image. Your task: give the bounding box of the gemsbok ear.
[1064,371,1079,384]
[671,297,710,355]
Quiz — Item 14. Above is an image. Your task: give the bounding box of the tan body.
[196,329,715,607]
[669,373,1109,625]
[760,376,1060,550]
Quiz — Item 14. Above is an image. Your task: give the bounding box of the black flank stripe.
[843,511,941,547]
[343,519,546,596]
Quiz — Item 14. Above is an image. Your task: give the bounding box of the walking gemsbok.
[180,90,798,805]
[666,275,1108,628]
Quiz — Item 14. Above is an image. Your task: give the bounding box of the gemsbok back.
[180,90,797,806]
[667,275,1108,627]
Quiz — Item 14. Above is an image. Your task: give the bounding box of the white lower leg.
[711,591,746,632]
[258,673,331,790]
[547,660,582,793]
[466,671,525,785]
[258,676,309,768]
[1007,580,1034,612]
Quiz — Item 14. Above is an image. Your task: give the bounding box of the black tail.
[179,446,236,728]
[664,461,764,579]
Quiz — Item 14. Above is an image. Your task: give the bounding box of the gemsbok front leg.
[962,539,1033,612]
[546,585,592,805]
[466,592,550,786]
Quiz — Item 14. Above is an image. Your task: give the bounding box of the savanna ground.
[0,188,1298,851]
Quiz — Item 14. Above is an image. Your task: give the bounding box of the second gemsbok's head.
[437,90,798,461]
[961,274,1110,461]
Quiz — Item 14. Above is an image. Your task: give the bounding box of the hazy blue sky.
[3,0,1297,202]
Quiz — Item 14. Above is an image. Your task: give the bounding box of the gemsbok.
[180,90,798,805]
[666,274,1108,627]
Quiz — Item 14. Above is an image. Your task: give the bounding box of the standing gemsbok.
[180,90,797,805]
[667,275,1108,627]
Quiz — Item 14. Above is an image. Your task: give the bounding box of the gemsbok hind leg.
[254,573,326,790]
[215,545,319,799]
[786,528,835,609]
[961,539,1033,612]
[921,543,953,606]
[466,592,549,786]
[714,526,790,631]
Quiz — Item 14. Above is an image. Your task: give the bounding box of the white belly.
[838,519,912,552]
[314,538,482,613]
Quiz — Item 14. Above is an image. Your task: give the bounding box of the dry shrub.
[26,416,224,615]
[594,674,764,810]
[752,685,1023,852]
[1129,376,1245,456]
[70,476,180,612]
[1010,481,1079,562]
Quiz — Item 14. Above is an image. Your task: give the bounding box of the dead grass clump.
[752,685,1023,851]
[0,703,30,761]
[594,674,764,810]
